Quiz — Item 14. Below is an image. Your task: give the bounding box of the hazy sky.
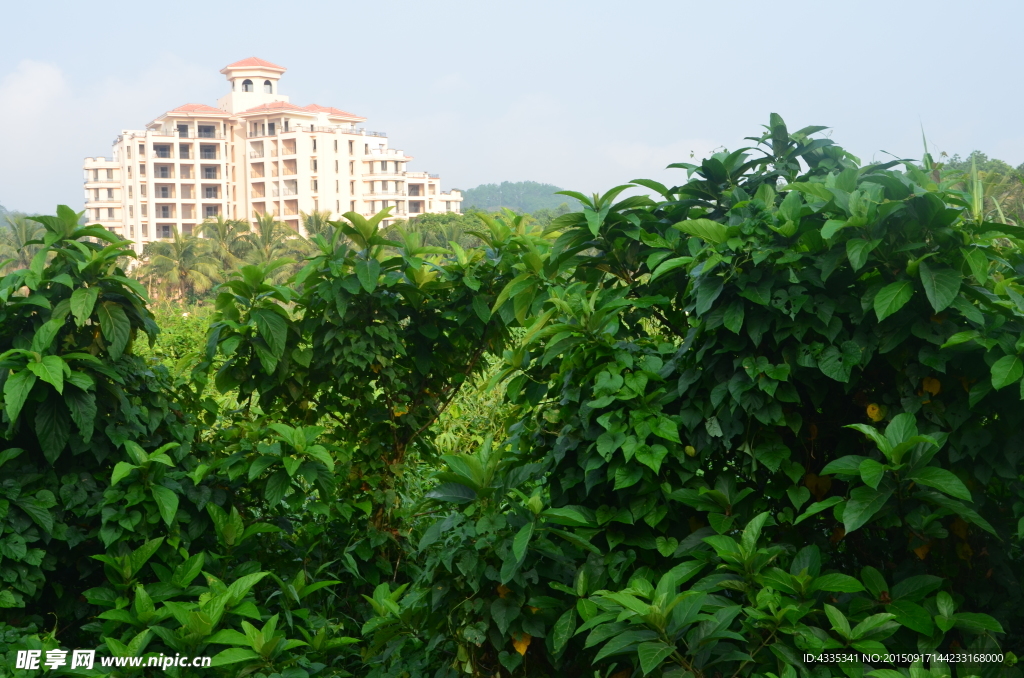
[1,0,1022,213]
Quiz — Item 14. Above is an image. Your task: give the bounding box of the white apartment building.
[84,57,462,251]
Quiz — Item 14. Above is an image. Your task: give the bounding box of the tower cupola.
[217,57,289,114]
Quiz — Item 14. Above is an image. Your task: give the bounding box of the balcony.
[366,190,407,197]
[250,171,265,178]
[250,150,264,158]
[271,188,298,197]
[199,152,218,160]
[366,170,408,177]
[154,130,224,139]
[339,128,386,137]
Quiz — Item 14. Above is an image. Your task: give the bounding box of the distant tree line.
[461,180,576,212]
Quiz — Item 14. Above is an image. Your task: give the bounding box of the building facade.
[83,57,462,251]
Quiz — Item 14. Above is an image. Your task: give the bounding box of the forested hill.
[460,181,571,212]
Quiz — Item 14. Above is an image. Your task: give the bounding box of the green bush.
[364,116,1022,678]
[1,117,1022,678]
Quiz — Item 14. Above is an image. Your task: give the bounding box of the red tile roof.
[169,103,229,115]
[304,104,366,121]
[237,101,311,115]
[223,57,286,72]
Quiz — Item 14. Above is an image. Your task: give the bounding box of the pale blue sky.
[1,0,1021,213]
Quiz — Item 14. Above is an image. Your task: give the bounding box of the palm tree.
[300,210,335,240]
[201,215,250,269]
[140,226,221,300]
[0,213,45,272]
[239,213,311,282]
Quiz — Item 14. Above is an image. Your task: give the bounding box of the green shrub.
[364,116,1022,678]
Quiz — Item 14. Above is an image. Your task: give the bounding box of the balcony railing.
[366,190,407,197]
[250,172,265,178]
[250,151,264,158]
[154,130,225,139]
[199,152,218,160]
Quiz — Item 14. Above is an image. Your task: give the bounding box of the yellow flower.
[684,445,696,458]
[866,403,884,422]
[496,584,511,599]
[922,377,941,396]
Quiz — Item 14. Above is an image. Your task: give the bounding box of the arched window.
[263,80,273,93]
[242,79,253,92]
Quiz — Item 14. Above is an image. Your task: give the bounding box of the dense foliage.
[1,117,1021,678]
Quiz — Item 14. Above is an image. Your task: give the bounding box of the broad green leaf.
[843,486,893,533]
[224,572,269,609]
[512,521,533,562]
[885,600,933,634]
[490,597,520,635]
[814,574,865,593]
[821,455,870,477]
[859,458,885,489]
[821,219,848,240]
[941,330,979,348]
[30,318,64,353]
[111,461,138,486]
[672,218,730,245]
[954,612,1004,634]
[150,485,180,526]
[210,648,260,667]
[355,258,381,293]
[960,247,988,283]
[70,287,99,326]
[849,613,896,641]
[846,238,881,272]
[3,370,37,422]
[817,341,862,383]
[425,482,477,503]
[552,608,576,653]
[723,301,744,334]
[0,448,24,469]
[64,386,96,442]
[990,354,1023,390]
[650,256,692,282]
[908,467,971,501]
[265,469,290,506]
[823,604,851,639]
[917,261,960,313]
[637,641,676,675]
[35,397,70,464]
[874,280,914,321]
[97,301,131,359]
[27,355,65,394]
[206,629,251,645]
[252,309,288,358]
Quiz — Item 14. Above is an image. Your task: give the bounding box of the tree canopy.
[462,181,574,212]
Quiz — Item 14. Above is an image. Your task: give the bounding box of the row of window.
[150,144,220,159]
